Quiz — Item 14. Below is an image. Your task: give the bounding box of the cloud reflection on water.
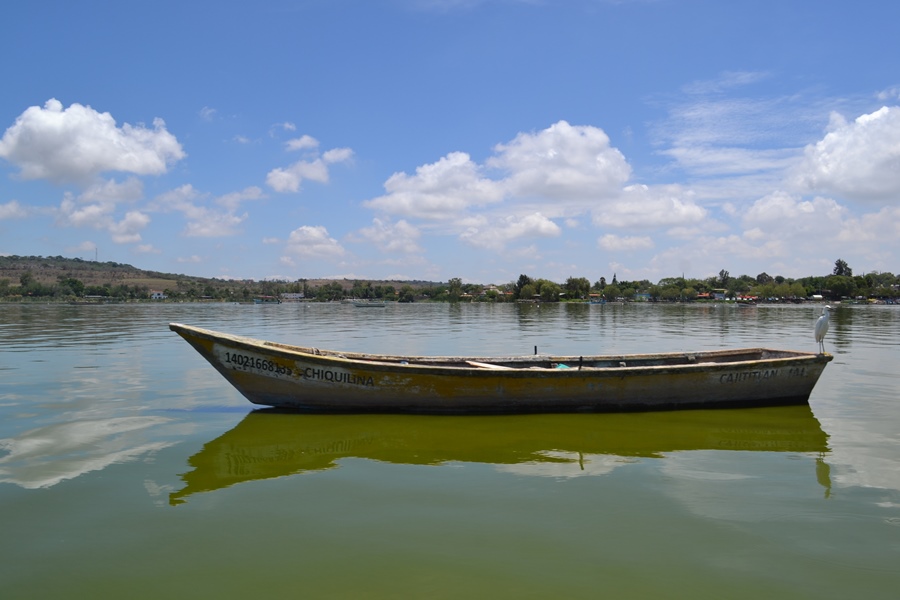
[0,416,175,489]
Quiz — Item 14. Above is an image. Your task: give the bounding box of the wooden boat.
[169,323,833,413]
[169,405,829,504]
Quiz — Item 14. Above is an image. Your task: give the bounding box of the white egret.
[814,305,832,354]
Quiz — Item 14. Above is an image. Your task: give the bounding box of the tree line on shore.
[1,255,897,303]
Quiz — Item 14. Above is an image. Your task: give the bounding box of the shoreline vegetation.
[1,255,897,305]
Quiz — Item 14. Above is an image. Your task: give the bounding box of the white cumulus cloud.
[286,135,319,151]
[460,212,560,250]
[743,191,846,234]
[488,120,631,200]
[216,186,265,211]
[109,211,151,244]
[364,121,644,253]
[0,200,27,220]
[150,184,248,238]
[266,135,354,193]
[283,225,346,259]
[730,191,895,268]
[793,106,900,202]
[592,184,707,229]
[366,151,504,220]
[366,121,633,224]
[355,218,423,254]
[0,99,185,185]
[55,178,149,243]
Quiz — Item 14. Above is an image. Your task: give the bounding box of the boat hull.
[170,323,833,414]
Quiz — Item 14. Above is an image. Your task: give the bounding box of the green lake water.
[1,302,898,598]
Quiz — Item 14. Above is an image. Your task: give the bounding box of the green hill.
[0,255,446,302]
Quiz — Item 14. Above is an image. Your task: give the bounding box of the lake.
[1,302,898,598]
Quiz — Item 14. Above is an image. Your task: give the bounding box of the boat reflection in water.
[170,405,830,505]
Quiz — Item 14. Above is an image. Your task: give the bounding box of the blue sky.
[1,0,899,285]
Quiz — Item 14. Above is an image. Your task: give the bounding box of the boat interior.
[262,341,810,370]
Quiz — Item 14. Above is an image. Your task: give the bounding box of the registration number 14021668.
[223,351,294,376]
